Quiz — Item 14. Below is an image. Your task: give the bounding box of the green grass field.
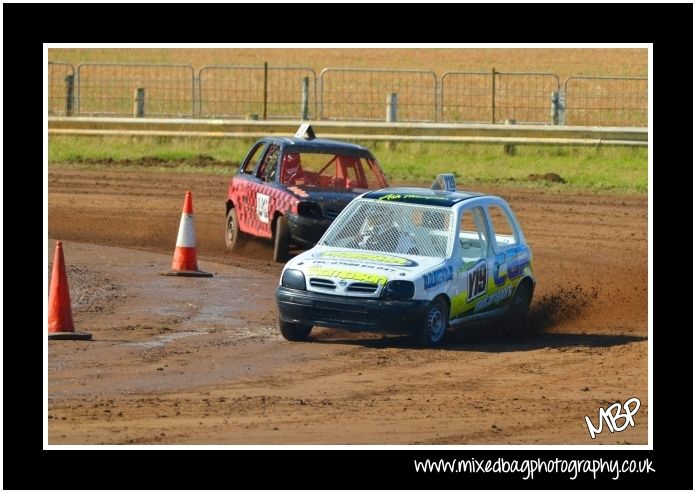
[48,135,647,193]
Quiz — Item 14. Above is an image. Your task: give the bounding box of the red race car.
[225,125,389,262]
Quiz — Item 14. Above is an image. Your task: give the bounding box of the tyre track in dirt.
[49,167,647,333]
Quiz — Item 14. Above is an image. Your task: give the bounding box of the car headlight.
[297,202,323,219]
[281,269,306,290]
[381,280,414,300]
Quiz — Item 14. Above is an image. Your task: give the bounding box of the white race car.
[276,174,535,346]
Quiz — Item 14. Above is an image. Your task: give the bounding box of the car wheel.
[225,207,245,252]
[273,215,290,263]
[419,297,449,347]
[503,282,531,337]
[279,317,312,341]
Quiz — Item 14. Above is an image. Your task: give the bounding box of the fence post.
[557,90,566,126]
[491,67,496,124]
[133,88,145,117]
[504,118,516,155]
[194,74,200,118]
[551,91,559,125]
[301,76,309,120]
[386,92,398,122]
[262,62,268,120]
[64,74,74,116]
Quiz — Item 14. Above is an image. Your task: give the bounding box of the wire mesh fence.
[76,63,195,117]
[495,72,560,124]
[320,68,438,122]
[440,71,492,123]
[48,62,75,116]
[198,66,317,119]
[564,76,648,127]
[441,71,560,124]
[48,61,649,127]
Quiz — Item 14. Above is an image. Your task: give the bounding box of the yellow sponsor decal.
[450,277,521,318]
[308,266,388,285]
[317,251,412,266]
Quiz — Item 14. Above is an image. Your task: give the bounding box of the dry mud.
[47,168,648,444]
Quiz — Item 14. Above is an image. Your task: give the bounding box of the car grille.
[310,307,374,327]
[309,278,379,295]
[309,278,336,290]
[346,282,379,294]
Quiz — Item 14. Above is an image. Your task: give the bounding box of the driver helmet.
[365,210,395,237]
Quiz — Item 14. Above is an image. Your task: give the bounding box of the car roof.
[261,136,373,157]
[362,187,485,207]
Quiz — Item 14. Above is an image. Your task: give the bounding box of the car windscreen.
[320,200,452,258]
[280,152,387,189]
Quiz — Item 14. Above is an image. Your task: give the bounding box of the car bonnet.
[285,246,447,287]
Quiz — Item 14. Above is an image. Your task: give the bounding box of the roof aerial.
[294,123,316,140]
[430,173,457,192]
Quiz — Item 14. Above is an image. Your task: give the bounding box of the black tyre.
[273,215,290,263]
[225,207,245,252]
[503,282,532,337]
[279,317,312,341]
[419,297,449,347]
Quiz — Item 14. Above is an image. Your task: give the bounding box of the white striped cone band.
[176,213,197,247]
[172,212,199,271]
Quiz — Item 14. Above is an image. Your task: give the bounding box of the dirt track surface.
[48,168,648,444]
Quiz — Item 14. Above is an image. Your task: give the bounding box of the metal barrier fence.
[564,76,648,127]
[495,72,560,124]
[440,71,491,123]
[320,68,438,122]
[48,62,75,116]
[76,63,195,117]
[49,118,648,147]
[199,65,317,119]
[48,62,648,127]
[441,71,560,124]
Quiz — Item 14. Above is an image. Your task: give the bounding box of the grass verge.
[48,135,647,193]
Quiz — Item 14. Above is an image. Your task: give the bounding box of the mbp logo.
[584,397,640,439]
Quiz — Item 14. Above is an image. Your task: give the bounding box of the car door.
[455,206,492,316]
[252,143,281,236]
[483,203,528,311]
[235,141,269,232]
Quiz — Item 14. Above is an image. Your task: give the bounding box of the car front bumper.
[286,213,333,248]
[276,286,430,334]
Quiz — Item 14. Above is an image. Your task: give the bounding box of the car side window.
[487,205,518,250]
[459,207,489,260]
[241,143,265,174]
[257,144,280,182]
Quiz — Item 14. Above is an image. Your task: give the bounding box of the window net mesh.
[321,200,452,258]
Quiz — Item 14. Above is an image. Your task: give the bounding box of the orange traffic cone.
[48,241,92,340]
[162,191,212,277]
